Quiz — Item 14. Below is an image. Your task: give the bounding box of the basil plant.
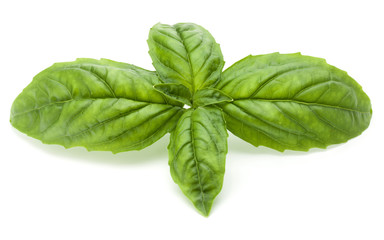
[10,22,372,216]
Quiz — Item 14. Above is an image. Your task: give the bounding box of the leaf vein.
[150,38,188,62]
[235,99,370,114]
[90,106,175,146]
[249,66,316,98]
[65,103,149,139]
[190,110,207,213]
[307,106,353,137]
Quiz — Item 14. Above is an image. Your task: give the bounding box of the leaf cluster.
[10,22,372,216]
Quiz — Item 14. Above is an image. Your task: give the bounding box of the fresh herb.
[10,22,372,216]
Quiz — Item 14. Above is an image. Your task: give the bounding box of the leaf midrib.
[233,98,371,114]
[11,97,175,118]
[190,110,208,214]
[174,26,196,93]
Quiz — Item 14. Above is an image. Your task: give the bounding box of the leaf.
[10,58,184,153]
[168,106,228,216]
[154,83,192,106]
[216,53,372,151]
[147,22,225,92]
[193,88,233,107]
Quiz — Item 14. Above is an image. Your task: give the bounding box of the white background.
[1,0,383,239]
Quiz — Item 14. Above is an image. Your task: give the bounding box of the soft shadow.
[12,128,342,167]
[12,128,169,166]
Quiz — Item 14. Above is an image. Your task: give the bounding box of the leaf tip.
[195,202,212,217]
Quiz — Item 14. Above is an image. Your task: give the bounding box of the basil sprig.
[10,23,372,216]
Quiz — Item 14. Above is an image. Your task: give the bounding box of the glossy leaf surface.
[11,58,184,153]
[168,107,227,216]
[10,22,374,217]
[148,23,224,92]
[217,53,372,151]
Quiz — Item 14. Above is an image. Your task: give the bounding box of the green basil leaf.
[154,83,192,106]
[168,106,227,216]
[216,53,372,151]
[10,58,184,153]
[193,88,233,107]
[148,23,225,92]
